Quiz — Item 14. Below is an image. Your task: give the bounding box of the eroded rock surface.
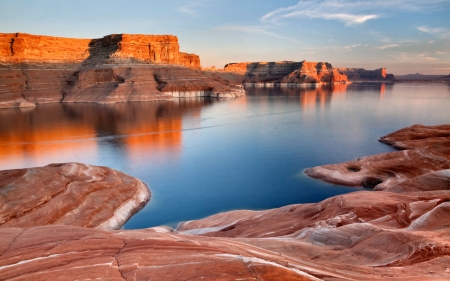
[0,33,244,108]
[338,67,395,81]
[2,125,450,280]
[0,163,150,230]
[305,124,450,189]
[216,61,349,85]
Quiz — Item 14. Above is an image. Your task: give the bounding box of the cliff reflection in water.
[0,99,213,170]
[244,84,349,111]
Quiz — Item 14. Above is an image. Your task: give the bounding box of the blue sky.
[1,0,449,74]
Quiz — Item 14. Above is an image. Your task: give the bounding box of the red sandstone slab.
[0,162,150,230]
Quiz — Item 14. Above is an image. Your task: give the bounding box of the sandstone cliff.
[204,60,349,86]
[338,67,395,81]
[0,33,199,67]
[0,33,244,108]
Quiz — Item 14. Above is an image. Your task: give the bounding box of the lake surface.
[1,83,449,229]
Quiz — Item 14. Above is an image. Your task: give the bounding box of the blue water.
[0,83,449,228]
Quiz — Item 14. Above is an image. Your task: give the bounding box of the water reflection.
[0,99,214,170]
[1,83,449,229]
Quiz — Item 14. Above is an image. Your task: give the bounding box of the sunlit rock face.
[0,163,150,230]
[0,33,244,108]
[0,33,199,67]
[216,61,349,84]
[338,67,395,81]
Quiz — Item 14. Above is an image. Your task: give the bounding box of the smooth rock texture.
[2,125,450,280]
[0,33,244,108]
[305,124,450,189]
[0,163,150,230]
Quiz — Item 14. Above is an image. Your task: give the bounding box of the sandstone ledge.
[0,163,150,230]
[2,125,450,280]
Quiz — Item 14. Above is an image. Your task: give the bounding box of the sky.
[1,0,449,74]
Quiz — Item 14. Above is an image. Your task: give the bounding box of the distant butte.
[203,61,395,86]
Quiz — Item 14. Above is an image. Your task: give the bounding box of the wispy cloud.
[390,52,438,62]
[344,44,362,49]
[376,44,400,50]
[179,0,208,16]
[418,26,445,34]
[261,0,378,26]
[261,0,448,26]
[214,25,300,42]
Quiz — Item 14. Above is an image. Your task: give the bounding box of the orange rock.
[338,67,395,81]
[0,33,199,68]
[305,124,450,188]
[0,33,245,108]
[0,163,150,230]
[220,60,349,84]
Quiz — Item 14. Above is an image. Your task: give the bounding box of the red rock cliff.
[218,60,348,84]
[0,33,200,68]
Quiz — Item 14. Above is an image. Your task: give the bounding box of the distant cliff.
[0,33,244,108]
[338,67,395,81]
[204,61,395,86]
[218,61,348,84]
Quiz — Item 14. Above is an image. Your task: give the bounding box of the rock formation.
[206,61,349,85]
[338,67,395,81]
[0,162,150,230]
[0,33,244,108]
[305,124,450,188]
[1,124,450,280]
[1,33,199,67]
[204,61,395,86]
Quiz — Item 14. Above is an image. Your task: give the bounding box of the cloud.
[214,25,300,42]
[418,26,445,34]
[179,0,208,16]
[376,44,400,50]
[344,44,362,49]
[261,0,378,26]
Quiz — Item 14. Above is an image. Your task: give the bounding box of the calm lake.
[1,83,449,229]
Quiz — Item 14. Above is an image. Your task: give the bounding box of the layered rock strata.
[0,162,150,230]
[305,124,450,189]
[338,67,395,81]
[0,33,199,67]
[212,61,349,85]
[204,61,395,86]
[0,33,244,108]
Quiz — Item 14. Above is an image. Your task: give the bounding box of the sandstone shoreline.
[1,124,450,280]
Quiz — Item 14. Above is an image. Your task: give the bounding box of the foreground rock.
[2,125,450,280]
[0,163,150,230]
[0,33,244,108]
[305,124,450,189]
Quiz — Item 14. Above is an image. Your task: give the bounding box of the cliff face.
[216,60,348,84]
[0,33,200,67]
[0,33,244,108]
[338,67,395,81]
